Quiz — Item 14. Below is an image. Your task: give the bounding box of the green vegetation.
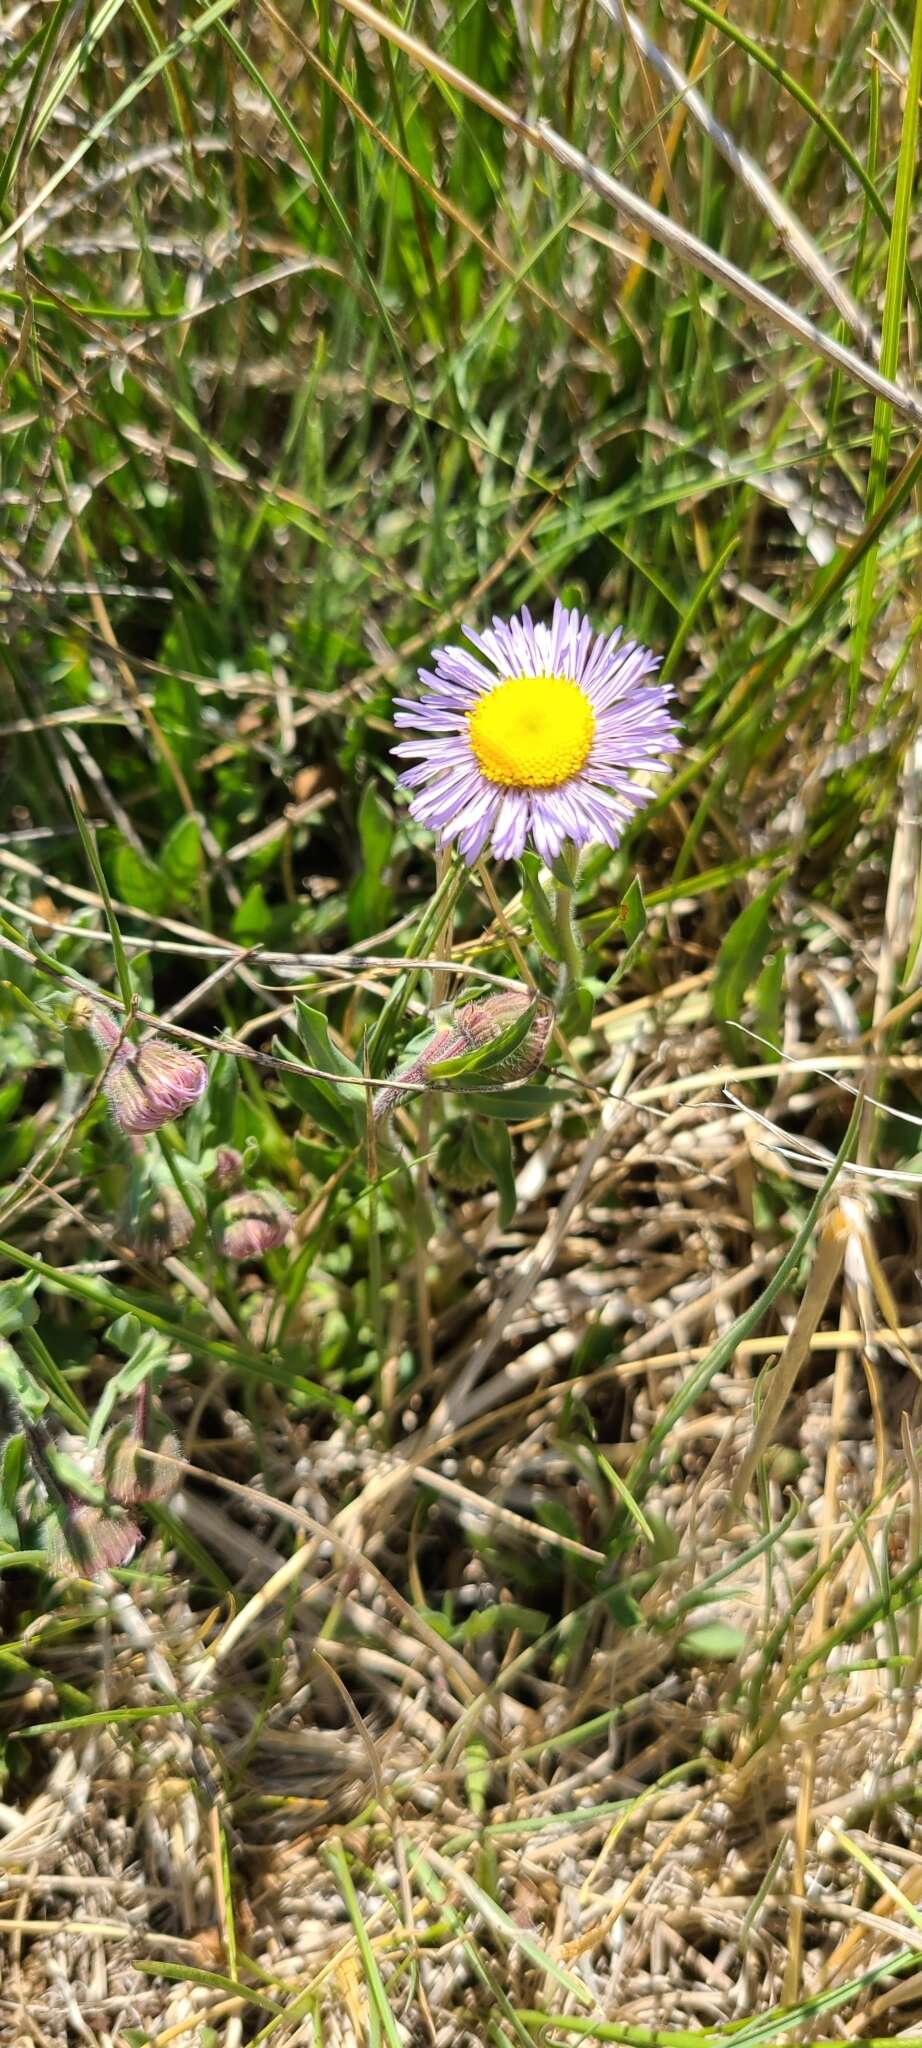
[2,0,922,2039]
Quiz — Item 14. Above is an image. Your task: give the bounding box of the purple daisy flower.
[392,600,679,865]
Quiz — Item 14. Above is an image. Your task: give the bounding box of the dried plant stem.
[730,1212,848,1513]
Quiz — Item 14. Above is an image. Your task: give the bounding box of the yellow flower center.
[468,674,595,789]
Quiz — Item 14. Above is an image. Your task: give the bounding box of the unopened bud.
[44,1504,143,1578]
[452,992,554,1079]
[91,1012,208,1134]
[214,1188,292,1260]
[69,993,97,1032]
[128,1184,195,1261]
[99,1428,180,1506]
[375,991,553,1123]
[88,1005,123,1051]
[210,1146,243,1191]
[432,1127,491,1194]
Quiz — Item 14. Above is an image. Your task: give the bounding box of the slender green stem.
[363,1066,386,1380]
[554,881,583,991]
[367,856,463,1066]
[69,797,135,1023]
[154,1128,202,1231]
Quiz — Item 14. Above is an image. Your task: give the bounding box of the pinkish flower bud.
[45,1504,143,1578]
[214,1188,292,1260]
[87,1004,124,1051]
[375,991,553,1122]
[99,1429,180,1506]
[100,1032,208,1134]
[211,1146,243,1191]
[452,991,555,1080]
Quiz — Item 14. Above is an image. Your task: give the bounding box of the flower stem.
[412,846,454,1387]
[554,880,584,992]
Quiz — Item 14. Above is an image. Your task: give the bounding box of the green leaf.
[533,1498,580,1543]
[1,1432,25,1509]
[294,1001,363,1087]
[461,1083,569,1123]
[558,982,594,1039]
[347,785,394,941]
[712,879,785,1052]
[232,882,272,944]
[112,840,168,916]
[0,1277,38,1343]
[621,873,646,946]
[324,1840,405,2048]
[293,1003,365,1136]
[678,1621,748,1661]
[87,1331,171,1450]
[592,874,647,969]
[0,1276,39,1338]
[464,1737,491,1817]
[0,1338,46,1419]
[0,1081,24,1124]
[277,1065,355,1146]
[0,1434,25,1546]
[106,1313,143,1356]
[519,852,562,960]
[204,1052,239,1146]
[278,1009,364,1145]
[604,875,648,993]
[65,1021,102,1077]
[753,946,785,1055]
[470,1117,517,1226]
[0,1119,36,1176]
[456,1603,548,1643]
[160,815,203,900]
[604,1585,644,1629]
[71,805,135,1018]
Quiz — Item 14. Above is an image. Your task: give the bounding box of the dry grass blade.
[729,1208,848,1512]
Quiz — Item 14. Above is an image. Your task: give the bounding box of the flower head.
[44,1503,143,1578]
[451,990,554,1079]
[210,1146,244,1191]
[393,601,679,864]
[90,1011,208,1134]
[128,1183,196,1262]
[214,1188,292,1260]
[99,1428,180,1507]
[374,989,553,1123]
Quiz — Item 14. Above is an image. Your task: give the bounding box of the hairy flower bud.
[128,1184,195,1262]
[454,991,555,1077]
[69,993,97,1032]
[99,1428,180,1507]
[90,1011,208,1134]
[432,1126,492,1194]
[375,990,553,1123]
[88,1005,123,1051]
[214,1188,292,1260]
[44,1504,143,1578]
[210,1146,243,1191]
